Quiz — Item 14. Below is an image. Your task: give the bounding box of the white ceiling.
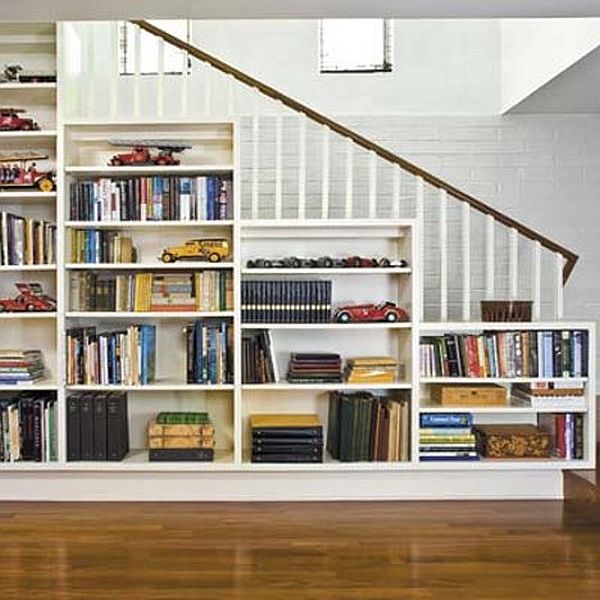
[4,0,600,21]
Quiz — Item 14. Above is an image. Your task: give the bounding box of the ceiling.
[4,0,600,21]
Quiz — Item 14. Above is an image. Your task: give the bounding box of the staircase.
[60,20,579,323]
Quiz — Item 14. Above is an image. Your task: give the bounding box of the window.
[119,20,190,75]
[319,19,392,73]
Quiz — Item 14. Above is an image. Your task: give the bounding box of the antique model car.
[108,140,192,166]
[0,154,55,192]
[160,238,230,263]
[1,65,56,84]
[0,108,40,131]
[0,283,56,312]
[333,301,410,323]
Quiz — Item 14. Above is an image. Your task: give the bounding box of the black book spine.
[94,394,108,460]
[149,448,214,462]
[33,399,43,462]
[80,394,95,461]
[106,394,123,461]
[67,396,81,461]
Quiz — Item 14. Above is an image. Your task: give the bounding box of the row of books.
[420,330,589,379]
[69,229,136,264]
[0,393,57,462]
[0,212,56,266]
[0,350,45,385]
[241,330,278,384]
[67,392,129,461]
[69,176,233,222]
[538,413,585,460]
[419,413,477,462]
[183,320,234,384]
[251,414,323,463]
[69,271,233,312]
[66,326,156,385]
[327,392,410,462]
[241,280,332,323]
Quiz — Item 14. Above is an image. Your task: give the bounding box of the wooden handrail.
[133,19,578,284]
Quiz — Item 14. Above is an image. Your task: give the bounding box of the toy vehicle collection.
[246,256,408,269]
[108,139,192,167]
[0,153,55,192]
[0,65,57,84]
[0,283,56,312]
[333,302,410,323]
[0,108,40,131]
[160,238,230,263]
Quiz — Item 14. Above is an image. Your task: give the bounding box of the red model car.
[0,108,39,131]
[109,145,180,166]
[0,283,56,312]
[334,301,409,323]
[0,155,54,192]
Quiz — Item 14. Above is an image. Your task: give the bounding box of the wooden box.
[430,384,506,407]
[473,425,551,459]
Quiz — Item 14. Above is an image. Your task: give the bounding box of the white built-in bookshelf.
[0,113,595,500]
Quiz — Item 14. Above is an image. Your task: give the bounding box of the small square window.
[119,20,190,75]
[319,19,393,73]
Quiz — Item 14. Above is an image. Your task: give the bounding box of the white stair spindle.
[251,115,259,220]
[203,65,212,116]
[440,189,448,321]
[532,241,542,321]
[275,114,283,220]
[486,215,495,299]
[157,36,165,117]
[133,25,141,117]
[556,253,564,319]
[227,74,235,115]
[392,166,401,219]
[86,26,96,116]
[345,139,354,218]
[415,176,424,318]
[368,152,377,219]
[509,228,519,300]
[109,21,119,118]
[298,115,306,219]
[321,126,330,219]
[462,201,471,321]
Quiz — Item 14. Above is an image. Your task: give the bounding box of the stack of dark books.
[286,353,342,384]
[67,392,129,461]
[251,414,323,463]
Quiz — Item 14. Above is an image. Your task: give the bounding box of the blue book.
[193,322,203,383]
[420,413,473,428]
[543,331,554,377]
[206,177,217,220]
[146,325,156,383]
[209,326,217,384]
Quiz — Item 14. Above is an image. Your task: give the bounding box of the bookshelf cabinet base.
[0,471,562,501]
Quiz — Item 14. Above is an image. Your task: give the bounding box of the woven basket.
[480,300,532,322]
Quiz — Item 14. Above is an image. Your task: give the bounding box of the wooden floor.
[1,500,600,599]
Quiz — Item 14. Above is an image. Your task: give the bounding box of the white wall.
[501,18,600,112]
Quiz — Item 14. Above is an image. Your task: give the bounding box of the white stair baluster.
[440,189,448,321]
[509,228,519,300]
[251,115,259,220]
[298,115,306,219]
[392,166,401,219]
[133,25,141,117]
[345,139,353,218]
[486,215,495,299]
[275,114,283,220]
[109,22,119,118]
[415,176,424,318]
[203,65,211,116]
[532,240,541,320]
[321,126,330,219]
[157,36,165,117]
[556,253,564,319]
[462,201,471,321]
[368,152,377,219]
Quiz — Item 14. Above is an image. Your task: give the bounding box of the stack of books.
[66,325,156,385]
[419,412,478,462]
[327,392,410,462]
[420,330,589,378]
[69,229,136,263]
[242,330,277,384]
[69,271,233,312]
[67,392,129,461]
[286,353,342,384]
[538,413,585,460]
[241,280,332,323]
[0,350,45,385]
[183,320,234,384]
[69,175,233,222]
[511,382,586,411]
[251,414,323,463]
[148,412,215,462]
[0,392,57,462]
[0,212,56,266]
[346,357,398,384]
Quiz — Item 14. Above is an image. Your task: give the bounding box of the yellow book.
[148,436,215,449]
[348,356,398,367]
[347,373,396,384]
[195,272,203,310]
[250,414,321,429]
[147,421,215,437]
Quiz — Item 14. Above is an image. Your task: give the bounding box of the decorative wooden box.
[473,425,551,458]
[430,384,506,407]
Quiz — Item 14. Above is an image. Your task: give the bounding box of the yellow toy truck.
[160,238,230,263]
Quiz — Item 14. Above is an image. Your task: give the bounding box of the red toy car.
[0,283,56,312]
[0,154,55,192]
[0,108,39,131]
[334,301,409,323]
[108,140,192,166]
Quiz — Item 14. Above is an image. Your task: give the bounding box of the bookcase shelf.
[65,220,234,229]
[66,311,234,320]
[420,377,588,384]
[65,165,234,176]
[66,382,234,392]
[0,313,56,319]
[0,192,56,201]
[65,262,234,270]
[241,322,412,330]
[241,382,413,391]
[241,267,412,275]
[0,130,57,140]
[0,264,56,271]
[0,82,56,91]
[419,405,588,414]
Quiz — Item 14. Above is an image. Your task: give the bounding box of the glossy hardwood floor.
[1,500,600,599]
